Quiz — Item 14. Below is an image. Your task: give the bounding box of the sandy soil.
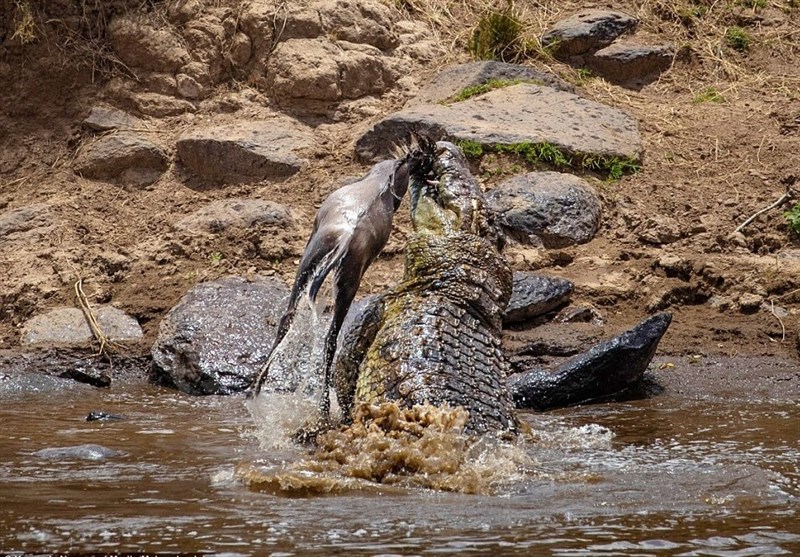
[1,0,799,370]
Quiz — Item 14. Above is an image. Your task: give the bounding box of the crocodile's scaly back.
[342,142,519,433]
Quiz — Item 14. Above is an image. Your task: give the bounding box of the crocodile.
[333,140,671,434]
[333,141,519,433]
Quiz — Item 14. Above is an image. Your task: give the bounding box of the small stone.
[587,42,674,88]
[708,295,734,311]
[638,215,682,245]
[129,92,197,118]
[505,273,574,324]
[74,133,169,187]
[557,305,605,326]
[83,106,143,131]
[738,293,764,313]
[176,73,207,99]
[108,14,190,72]
[0,203,53,242]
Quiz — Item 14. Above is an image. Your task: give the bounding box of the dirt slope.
[1,0,799,363]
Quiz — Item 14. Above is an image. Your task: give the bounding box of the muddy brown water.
[1,357,799,556]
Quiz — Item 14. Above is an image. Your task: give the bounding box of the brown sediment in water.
[240,402,539,495]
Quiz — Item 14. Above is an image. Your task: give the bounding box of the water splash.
[246,292,342,449]
[239,402,539,495]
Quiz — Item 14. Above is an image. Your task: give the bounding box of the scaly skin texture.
[335,142,519,433]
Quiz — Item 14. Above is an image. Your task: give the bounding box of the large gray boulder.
[508,312,672,410]
[74,133,170,187]
[355,84,642,163]
[487,172,602,248]
[176,120,312,186]
[151,276,289,395]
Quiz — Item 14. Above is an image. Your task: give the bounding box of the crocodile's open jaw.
[410,141,488,237]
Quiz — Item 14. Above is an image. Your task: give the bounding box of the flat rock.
[487,171,602,248]
[74,132,169,187]
[21,306,144,346]
[355,84,642,163]
[83,105,144,131]
[174,198,295,234]
[588,43,674,87]
[129,92,197,117]
[505,272,574,324]
[508,312,672,411]
[0,203,53,243]
[176,120,312,186]
[541,10,638,59]
[0,349,150,393]
[406,60,575,107]
[151,276,290,395]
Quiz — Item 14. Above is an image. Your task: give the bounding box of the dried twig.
[769,299,786,343]
[733,188,793,233]
[74,277,118,359]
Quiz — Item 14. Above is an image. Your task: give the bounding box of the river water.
[1,366,798,556]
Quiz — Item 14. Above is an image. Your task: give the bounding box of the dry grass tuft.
[10,0,37,44]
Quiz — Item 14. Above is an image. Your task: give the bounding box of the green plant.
[783,203,800,233]
[725,26,751,51]
[209,251,224,265]
[456,139,485,158]
[580,155,641,180]
[445,78,543,104]
[495,142,571,168]
[679,5,708,20]
[693,86,727,103]
[738,0,767,8]
[468,2,523,62]
[576,67,593,82]
[605,158,642,181]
